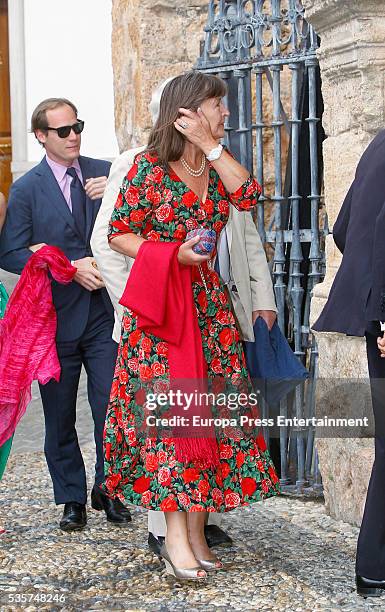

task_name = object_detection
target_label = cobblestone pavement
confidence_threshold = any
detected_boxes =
[0,272,382,611]
[0,440,383,611]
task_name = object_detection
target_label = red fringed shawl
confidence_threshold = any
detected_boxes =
[120,241,219,469]
[0,246,76,446]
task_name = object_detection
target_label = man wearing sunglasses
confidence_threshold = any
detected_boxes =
[0,97,131,532]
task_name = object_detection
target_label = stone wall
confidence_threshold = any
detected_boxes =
[111,0,208,152]
[304,0,385,525]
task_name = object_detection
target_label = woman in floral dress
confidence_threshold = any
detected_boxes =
[104,72,279,580]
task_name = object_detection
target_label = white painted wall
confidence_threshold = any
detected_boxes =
[23,0,118,162]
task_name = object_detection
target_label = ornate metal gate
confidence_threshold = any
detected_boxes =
[196,0,326,494]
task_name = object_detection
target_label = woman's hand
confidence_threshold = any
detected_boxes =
[178,236,211,266]
[174,108,217,153]
[175,109,250,194]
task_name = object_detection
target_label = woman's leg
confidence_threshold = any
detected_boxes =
[187,511,219,561]
[164,511,204,570]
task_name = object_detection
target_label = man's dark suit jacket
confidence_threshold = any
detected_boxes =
[313,130,385,336]
[0,155,114,342]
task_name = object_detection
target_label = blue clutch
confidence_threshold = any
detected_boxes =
[244,317,309,406]
[185,228,216,255]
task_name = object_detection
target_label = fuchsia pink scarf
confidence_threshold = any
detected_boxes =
[120,241,219,469]
[0,246,76,446]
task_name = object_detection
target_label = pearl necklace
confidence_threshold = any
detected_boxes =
[180,154,206,177]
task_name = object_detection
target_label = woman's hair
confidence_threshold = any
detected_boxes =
[146,71,227,166]
[31,98,78,133]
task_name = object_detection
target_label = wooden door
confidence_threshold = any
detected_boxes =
[0,0,11,199]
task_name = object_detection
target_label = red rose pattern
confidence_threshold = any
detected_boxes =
[155,203,175,223]
[103,151,279,512]
[198,479,210,497]
[182,468,201,484]
[160,497,178,512]
[141,490,153,504]
[177,492,191,507]
[158,467,172,487]
[241,477,257,497]
[133,475,151,493]
[145,454,159,472]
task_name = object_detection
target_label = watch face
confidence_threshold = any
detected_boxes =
[208,145,223,161]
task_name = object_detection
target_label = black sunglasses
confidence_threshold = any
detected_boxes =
[46,120,85,139]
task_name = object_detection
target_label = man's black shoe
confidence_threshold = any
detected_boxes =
[148,533,165,556]
[204,524,233,548]
[59,502,87,532]
[91,485,132,525]
[357,575,385,597]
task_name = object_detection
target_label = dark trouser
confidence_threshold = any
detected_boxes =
[39,292,118,505]
[356,326,385,579]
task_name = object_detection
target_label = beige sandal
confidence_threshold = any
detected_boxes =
[160,543,207,581]
[196,557,224,571]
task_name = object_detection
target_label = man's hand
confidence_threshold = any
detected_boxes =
[29,243,47,252]
[252,309,277,331]
[72,257,105,291]
[377,335,385,358]
[84,176,108,200]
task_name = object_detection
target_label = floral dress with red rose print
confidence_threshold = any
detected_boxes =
[103,150,280,512]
